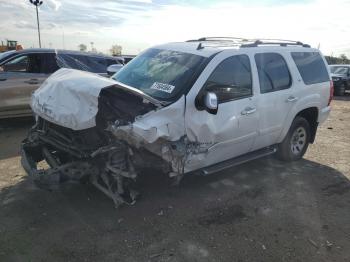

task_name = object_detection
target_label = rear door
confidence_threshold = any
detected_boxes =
[0,53,57,117]
[251,52,296,150]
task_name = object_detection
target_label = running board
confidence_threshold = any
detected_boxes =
[200,146,277,176]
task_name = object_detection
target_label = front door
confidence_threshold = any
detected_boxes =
[0,53,54,117]
[184,52,259,172]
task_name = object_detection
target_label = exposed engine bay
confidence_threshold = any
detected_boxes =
[21,69,190,207]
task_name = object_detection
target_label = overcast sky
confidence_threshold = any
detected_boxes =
[0,0,349,56]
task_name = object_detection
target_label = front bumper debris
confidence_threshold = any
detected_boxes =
[21,125,139,208]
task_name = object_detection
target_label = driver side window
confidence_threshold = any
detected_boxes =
[204,55,252,103]
[2,55,29,72]
[2,54,43,73]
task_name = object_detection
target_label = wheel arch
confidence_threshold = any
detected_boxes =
[295,107,319,143]
[278,106,319,144]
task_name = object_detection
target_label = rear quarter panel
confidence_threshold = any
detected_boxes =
[277,50,331,143]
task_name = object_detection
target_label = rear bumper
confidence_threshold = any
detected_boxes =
[318,106,331,125]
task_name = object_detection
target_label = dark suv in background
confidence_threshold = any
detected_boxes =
[0,49,123,118]
[329,64,350,96]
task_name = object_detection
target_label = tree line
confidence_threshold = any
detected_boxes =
[78,43,122,56]
[325,54,350,65]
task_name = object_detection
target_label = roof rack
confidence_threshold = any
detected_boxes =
[186,37,311,49]
[241,39,311,48]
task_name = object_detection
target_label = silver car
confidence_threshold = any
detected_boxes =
[0,49,123,118]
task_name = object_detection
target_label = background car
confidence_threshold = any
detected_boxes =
[0,49,123,119]
[329,64,350,95]
[107,63,124,76]
[0,50,16,62]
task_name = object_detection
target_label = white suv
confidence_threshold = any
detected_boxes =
[21,38,332,207]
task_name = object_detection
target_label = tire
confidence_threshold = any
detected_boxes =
[277,116,311,161]
[334,83,346,96]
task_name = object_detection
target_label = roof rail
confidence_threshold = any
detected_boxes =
[186,37,311,48]
[241,39,311,48]
[187,37,250,42]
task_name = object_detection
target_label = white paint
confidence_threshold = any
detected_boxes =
[117,95,185,144]
[31,68,117,130]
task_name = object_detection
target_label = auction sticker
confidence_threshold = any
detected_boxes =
[150,82,175,94]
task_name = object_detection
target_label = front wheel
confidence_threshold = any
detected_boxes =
[277,117,311,161]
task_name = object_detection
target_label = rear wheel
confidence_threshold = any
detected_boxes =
[278,117,311,161]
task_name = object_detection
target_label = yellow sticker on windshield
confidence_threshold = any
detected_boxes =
[150,82,175,93]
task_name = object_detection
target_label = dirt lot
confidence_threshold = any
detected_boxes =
[0,97,349,262]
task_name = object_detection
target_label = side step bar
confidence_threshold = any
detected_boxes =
[200,146,277,176]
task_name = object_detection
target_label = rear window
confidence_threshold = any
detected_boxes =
[56,54,116,73]
[291,52,329,85]
[255,53,292,93]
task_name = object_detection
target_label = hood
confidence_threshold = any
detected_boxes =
[31,68,162,130]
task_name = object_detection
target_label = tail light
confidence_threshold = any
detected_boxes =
[328,80,334,106]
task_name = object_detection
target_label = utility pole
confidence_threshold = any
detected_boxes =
[29,0,43,48]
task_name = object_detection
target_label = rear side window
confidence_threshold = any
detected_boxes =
[40,53,59,74]
[291,52,329,85]
[204,55,252,103]
[255,53,292,93]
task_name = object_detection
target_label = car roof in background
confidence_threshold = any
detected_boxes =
[6,48,120,59]
[0,50,17,62]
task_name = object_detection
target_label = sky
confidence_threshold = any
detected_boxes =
[0,0,349,56]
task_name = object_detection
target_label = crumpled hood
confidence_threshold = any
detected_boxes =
[31,68,117,130]
[31,68,163,131]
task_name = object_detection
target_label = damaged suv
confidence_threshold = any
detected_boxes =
[21,38,332,207]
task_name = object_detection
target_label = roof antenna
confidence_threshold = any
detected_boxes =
[197,43,204,50]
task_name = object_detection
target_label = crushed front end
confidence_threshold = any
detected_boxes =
[21,69,184,207]
[22,117,141,206]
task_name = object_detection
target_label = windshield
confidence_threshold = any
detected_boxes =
[333,66,349,75]
[112,48,207,101]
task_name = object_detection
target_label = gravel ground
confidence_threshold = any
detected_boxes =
[0,97,349,262]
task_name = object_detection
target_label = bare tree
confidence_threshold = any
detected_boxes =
[340,54,348,64]
[110,44,122,56]
[78,44,87,52]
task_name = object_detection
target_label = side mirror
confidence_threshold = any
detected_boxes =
[107,64,123,77]
[204,92,218,114]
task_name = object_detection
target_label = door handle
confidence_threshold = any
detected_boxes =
[24,79,39,85]
[286,96,298,103]
[241,107,257,115]
[0,78,6,81]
